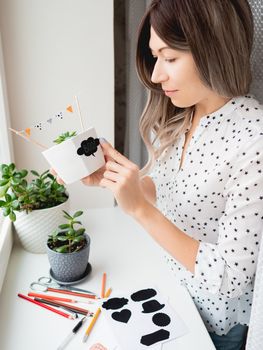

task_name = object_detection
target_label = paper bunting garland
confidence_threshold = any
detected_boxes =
[66,105,73,113]
[9,95,85,150]
[21,104,74,134]
[25,128,31,137]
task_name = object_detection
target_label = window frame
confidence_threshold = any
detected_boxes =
[0,33,14,293]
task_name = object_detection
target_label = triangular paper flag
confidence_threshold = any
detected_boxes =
[66,105,73,113]
[25,128,31,137]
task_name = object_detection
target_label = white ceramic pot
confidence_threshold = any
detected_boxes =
[42,127,105,184]
[13,199,69,254]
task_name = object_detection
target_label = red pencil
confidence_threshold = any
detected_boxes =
[18,293,74,319]
[27,292,94,304]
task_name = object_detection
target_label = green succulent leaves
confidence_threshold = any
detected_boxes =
[0,163,68,221]
[47,210,86,253]
[53,131,77,144]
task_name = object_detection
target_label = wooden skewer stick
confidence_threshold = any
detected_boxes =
[74,95,85,131]
[9,128,48,150]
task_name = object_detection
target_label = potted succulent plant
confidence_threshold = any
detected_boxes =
[46,210,91,283]
[0,163,69,253]
[42,127,105,185]
[53,131,77,144]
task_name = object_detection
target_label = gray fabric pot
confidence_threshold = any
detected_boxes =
[46,233,90,283]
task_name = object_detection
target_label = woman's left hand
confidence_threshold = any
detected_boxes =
[99,141,148,217]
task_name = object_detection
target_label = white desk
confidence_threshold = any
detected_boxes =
[0,207,215,350]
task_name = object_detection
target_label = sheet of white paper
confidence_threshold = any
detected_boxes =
[100,287,188,350]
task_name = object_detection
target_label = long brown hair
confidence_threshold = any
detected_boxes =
[136,0,254,175]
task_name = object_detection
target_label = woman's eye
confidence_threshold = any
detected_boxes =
[165,58,176,63]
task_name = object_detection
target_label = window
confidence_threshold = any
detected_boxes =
[0,39,13,165]
[0,35,13,293]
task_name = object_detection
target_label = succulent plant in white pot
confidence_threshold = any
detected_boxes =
[0,163,69,253]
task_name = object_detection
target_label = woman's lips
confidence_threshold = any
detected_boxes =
[164,90,178,97]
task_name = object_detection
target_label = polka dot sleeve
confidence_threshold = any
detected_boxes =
[194,132,263,298]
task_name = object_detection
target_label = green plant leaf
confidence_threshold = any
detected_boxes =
[11,178,21,185]
[11,200,20,209]
[0,164,8,173]
[73,236,85,243]
[47,175,55,182]
[3,207,10,216]
[62,210,72,220]
[49,230,59,239]
[57,236,68,241]
[76,228,85,236]
[0,183,9,197]
[67,228,75,236]
[73,210,83,218]
[20,169,28,178]
[55,245,69,253]
[0,179,9,186]
[4,193,11,202]
[31,170,39,177]
[58,224,70,229]
[41,170,49,176]
[2,166,9,176]
[72,220,81,225]
[9,211,16,221]
[9,163,15,172]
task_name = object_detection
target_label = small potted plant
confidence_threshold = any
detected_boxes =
[0,163,69,253]
[46,210,91,283]
[42,127,105,185]
[53,131,77,144]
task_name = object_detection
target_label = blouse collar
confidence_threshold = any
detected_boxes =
[198,95,248,128]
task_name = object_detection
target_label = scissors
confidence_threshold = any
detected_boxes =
[30,276,97,296]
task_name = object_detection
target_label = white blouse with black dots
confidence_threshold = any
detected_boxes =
[148,95,263,336]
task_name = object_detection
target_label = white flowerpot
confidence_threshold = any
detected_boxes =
[13,199,69,254]
[42,127,105,184]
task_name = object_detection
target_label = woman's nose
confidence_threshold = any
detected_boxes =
[151,61,168,84]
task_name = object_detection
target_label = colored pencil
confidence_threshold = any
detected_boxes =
[101,272,107,298]
[82,287,112,342]
[34,297,93,316]
[46,288,97,299]
[18,293,74,319]
[28,292,94,304]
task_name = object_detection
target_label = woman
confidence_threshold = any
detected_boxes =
[56,1,263,349]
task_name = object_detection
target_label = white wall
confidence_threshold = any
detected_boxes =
[0,0,114,209]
